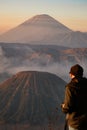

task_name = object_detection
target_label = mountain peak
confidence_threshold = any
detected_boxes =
[0,14,72,43]
[21,14,59,25]
[20,14,71,31]
[30,14,53,19]
[0,70,66,126]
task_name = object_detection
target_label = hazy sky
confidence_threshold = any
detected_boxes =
[0,0,87,34]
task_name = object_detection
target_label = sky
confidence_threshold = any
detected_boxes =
[0,0,87,34]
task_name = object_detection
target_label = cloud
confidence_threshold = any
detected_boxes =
[6,62,70,82]
[0,45,87,83]
[0,46,11,73]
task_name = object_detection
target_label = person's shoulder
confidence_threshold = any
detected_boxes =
[82,77,87,83]
[65,81,71,87]
[65,81,74,89]
[83,77,87,80]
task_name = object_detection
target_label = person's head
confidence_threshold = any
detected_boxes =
[69,64,84,79]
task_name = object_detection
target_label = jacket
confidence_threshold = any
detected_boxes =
[61,77,87,129]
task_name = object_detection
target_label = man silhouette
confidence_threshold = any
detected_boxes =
[61,64,87,130]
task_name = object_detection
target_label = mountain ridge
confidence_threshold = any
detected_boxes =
[0,70,66,129]
[0,14,87,47]
[0,14,71,44]
[20,14,71,31]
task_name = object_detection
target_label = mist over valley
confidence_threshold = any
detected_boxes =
[0,43,87,83]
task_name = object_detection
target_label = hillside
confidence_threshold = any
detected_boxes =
[0,14,87,47]
[0,71,66,129]
[0,14,71,44]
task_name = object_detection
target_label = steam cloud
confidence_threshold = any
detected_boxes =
[0,45,87,83]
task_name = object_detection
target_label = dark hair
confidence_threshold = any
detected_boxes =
[69,64,83,77]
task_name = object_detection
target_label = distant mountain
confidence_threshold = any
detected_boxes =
[0,71,66,129]
[0,14,72,44]
[59,31,87,47]
[0,14,87,47]
[0,15,69,42]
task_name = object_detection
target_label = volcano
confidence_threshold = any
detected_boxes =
[0,14,87,47]
[0,14,72,44]
[0,71,66,129]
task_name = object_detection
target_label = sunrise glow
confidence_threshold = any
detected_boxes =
[0,0,87,34]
